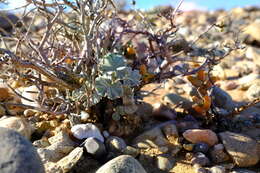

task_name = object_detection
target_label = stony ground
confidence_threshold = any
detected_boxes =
[0,5,260,173]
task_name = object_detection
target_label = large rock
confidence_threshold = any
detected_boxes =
[0,127,44,173]
[96,155,147,173]
[183,129,218,146]
[0,116,34,139]
[219,131,259,167]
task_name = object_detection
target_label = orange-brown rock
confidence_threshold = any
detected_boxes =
[183,129,218,146]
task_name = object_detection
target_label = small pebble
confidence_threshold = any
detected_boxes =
[106,136,127,153]
[33,138,51,148]
[80,111,90,122]
[159,146,169,153]
[102,130,110,138]
[210,144,230,163]
[162,123,178,140]
[71,123,104,142]
[83,137,107,159]
[122,146,140,157]
[156,155,175,171]
[210,166,226,173]
[171,145,182,156]
[183,143,194,151]
[194,142,209,153]
[191,152,210,166]
[194,167,208,173]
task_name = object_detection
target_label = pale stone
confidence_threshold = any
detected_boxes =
[71,123,104,142]
[0,116,34,139]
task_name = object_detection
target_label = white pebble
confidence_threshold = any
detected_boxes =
[71,123,104,142]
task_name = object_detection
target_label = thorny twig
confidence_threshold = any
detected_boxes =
[0,48,76,90]
[0,102,70,115]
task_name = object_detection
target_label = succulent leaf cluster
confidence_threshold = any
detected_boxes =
[71,53,141,114]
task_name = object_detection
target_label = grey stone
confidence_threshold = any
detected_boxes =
[211,86,235,111]
[191,152,210,166]
[162,93,192,110]
[37,130,75,163]
[122,146,140,157]
[156,155,174,171]
[194,142,209,153]
[0,127,44,173]
[133,127,169,148]
[96,155,147,173]
[210,166,226,173]
[176,120,200,133]
[183,84,200,98]
[194,167,208,173]
[57,147,84,173]
[152,103,177,120]
[219,131,259,167]
[106,136,127,153]
[210,144,230,163]
[102,130,110,138]
[33,138,51,148]
[162,123,178,140]
[0,116,34,139]
[84,137,107,158]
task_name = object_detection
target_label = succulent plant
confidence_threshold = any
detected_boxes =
[70,53,141,118]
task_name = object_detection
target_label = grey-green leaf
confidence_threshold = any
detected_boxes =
[100,53,126,72]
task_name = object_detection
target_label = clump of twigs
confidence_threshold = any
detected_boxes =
[0,0,246,136]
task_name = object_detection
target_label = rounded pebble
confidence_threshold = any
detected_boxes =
[106,136,127,153]
[71,123,104,142]
[194,142,209,153]
[183,129,218,146]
